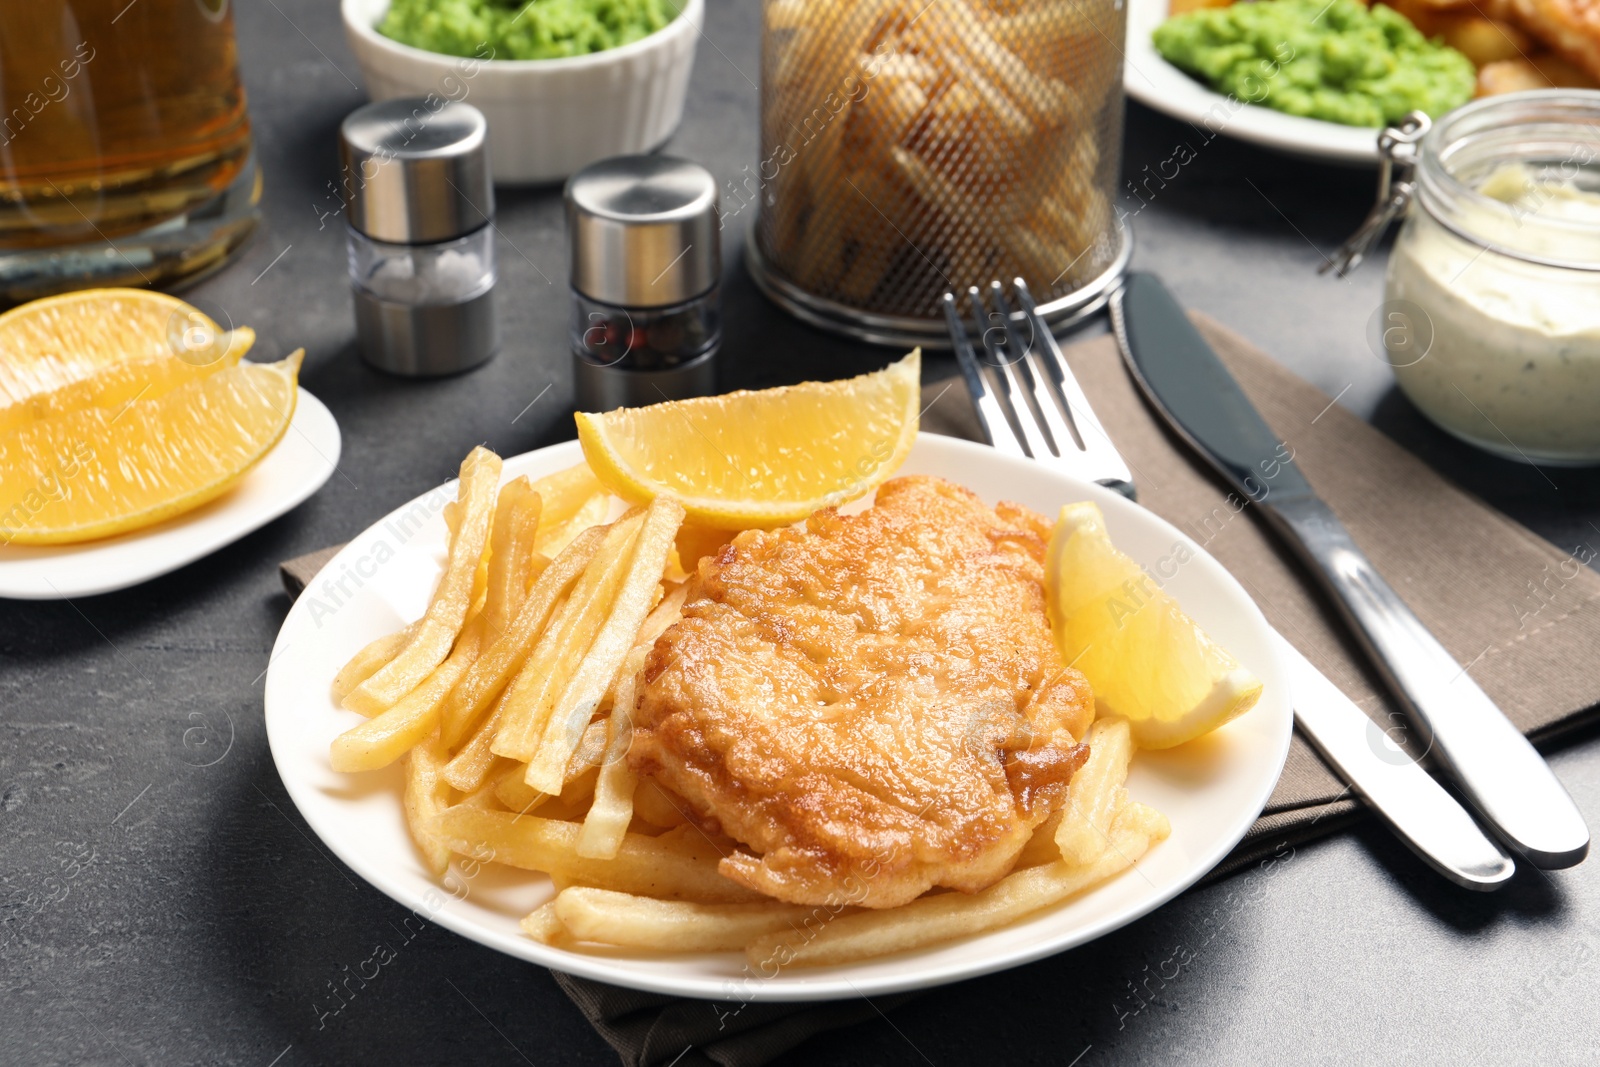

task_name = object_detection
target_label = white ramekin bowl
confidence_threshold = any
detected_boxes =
[341,0,702,184]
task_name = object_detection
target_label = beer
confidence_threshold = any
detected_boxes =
[0,0,256,293]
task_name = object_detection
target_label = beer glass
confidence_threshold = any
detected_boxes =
[0,0,260,302]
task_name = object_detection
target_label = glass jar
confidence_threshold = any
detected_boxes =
[1383,91,1600,466]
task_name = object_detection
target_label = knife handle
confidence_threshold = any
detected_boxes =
[1268,495,1589,868]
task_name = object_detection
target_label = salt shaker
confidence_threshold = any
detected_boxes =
[565,155,720,411]
[340,99,498,376]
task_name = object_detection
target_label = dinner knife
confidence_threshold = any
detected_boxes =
[1275,633,1513,889]
[1110,271,1589,869]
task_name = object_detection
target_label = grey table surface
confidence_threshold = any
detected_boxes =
[6,2,1600,1065]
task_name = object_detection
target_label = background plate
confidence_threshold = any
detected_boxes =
[1125,0,1382,165]
[263,434,1292,1001]
[0,388,341,600]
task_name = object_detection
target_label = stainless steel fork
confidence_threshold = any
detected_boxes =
[941,278,1135,499]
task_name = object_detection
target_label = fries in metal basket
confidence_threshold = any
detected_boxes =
[756,0,1123,315]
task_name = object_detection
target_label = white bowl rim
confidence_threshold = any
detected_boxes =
[341,0,702,72]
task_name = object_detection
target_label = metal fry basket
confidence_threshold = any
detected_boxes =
[747,0,1130,347]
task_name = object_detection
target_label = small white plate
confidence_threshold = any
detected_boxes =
[263,434,1292,1001]
[0,388,341,600]
[1125,0,1381,165]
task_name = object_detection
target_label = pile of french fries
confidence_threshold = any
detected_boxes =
[330,446,1169,967]
[759,0,1123,316]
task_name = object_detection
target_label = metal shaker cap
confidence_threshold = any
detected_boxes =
[340,99,492,244]
[566,155,720,308]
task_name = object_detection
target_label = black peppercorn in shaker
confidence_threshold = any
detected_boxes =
[564,155,720,411]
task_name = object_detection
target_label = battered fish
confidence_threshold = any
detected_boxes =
[630,476,1093,909]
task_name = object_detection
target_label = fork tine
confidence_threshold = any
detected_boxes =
[991,283,1083,458]
[971,285,1055,463]
[1013,278,1137,498]
[942,292,1026,459]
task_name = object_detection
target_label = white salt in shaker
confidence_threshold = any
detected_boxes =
[340,99,497,376]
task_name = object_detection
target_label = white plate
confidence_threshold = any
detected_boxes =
[263,435,1292,1001]
[0,388,341,600]
[1125,0,1381,164]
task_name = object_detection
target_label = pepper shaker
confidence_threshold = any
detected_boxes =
[565,155,720,411]
[340,98,498,377]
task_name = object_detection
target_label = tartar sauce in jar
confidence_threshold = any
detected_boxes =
[1377,92,1600,466]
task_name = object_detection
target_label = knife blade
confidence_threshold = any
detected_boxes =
[1275,633,1514,889]
[1111,271,1588,869]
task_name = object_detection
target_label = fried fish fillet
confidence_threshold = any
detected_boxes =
[630,476,1093,909]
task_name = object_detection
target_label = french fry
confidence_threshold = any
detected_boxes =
[746,805,1169,967]
[577,645,650,859]
[596,578,687,710]
[460,775,505,809]
[329,616,487,772]
[1056,717,1134,866]
[494,761,547,814]
[443,702,511,792]
[525,498,686,794]
[492,513,646,764]
[850,72,928,167]
[528,462,602,528]
[567,720,611,779]
[520,902,567,944]
[537,492,609,558]
[1014,809,1065,868]
[344,447,502,715]
[403,733,455,877]
[428,807,764,903]
[331,622,417,705]
[633,778,689,828]
[483,477,541,640]
[439,524,606,748]
[535,764,600,822]
[1166,0,1234,13]
[907,0,1070,127]
[551,887,814,951]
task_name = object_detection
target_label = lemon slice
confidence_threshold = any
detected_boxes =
[576,351,921,529]
[0,351,302,545]
[0,288,251,408]
[1046,501,1262,748]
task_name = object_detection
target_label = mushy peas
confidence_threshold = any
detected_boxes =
[1153,0,1475,126]
[379,0,676,61]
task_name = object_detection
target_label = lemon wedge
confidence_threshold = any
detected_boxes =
[0,288,251,408]
[1046,501,1262,748]
[576,351,920,529]
[0,351,302,545]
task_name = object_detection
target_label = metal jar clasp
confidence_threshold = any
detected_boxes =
[1323,112,1432,278]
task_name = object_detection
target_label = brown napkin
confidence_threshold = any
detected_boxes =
[279,314,1600,1067]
